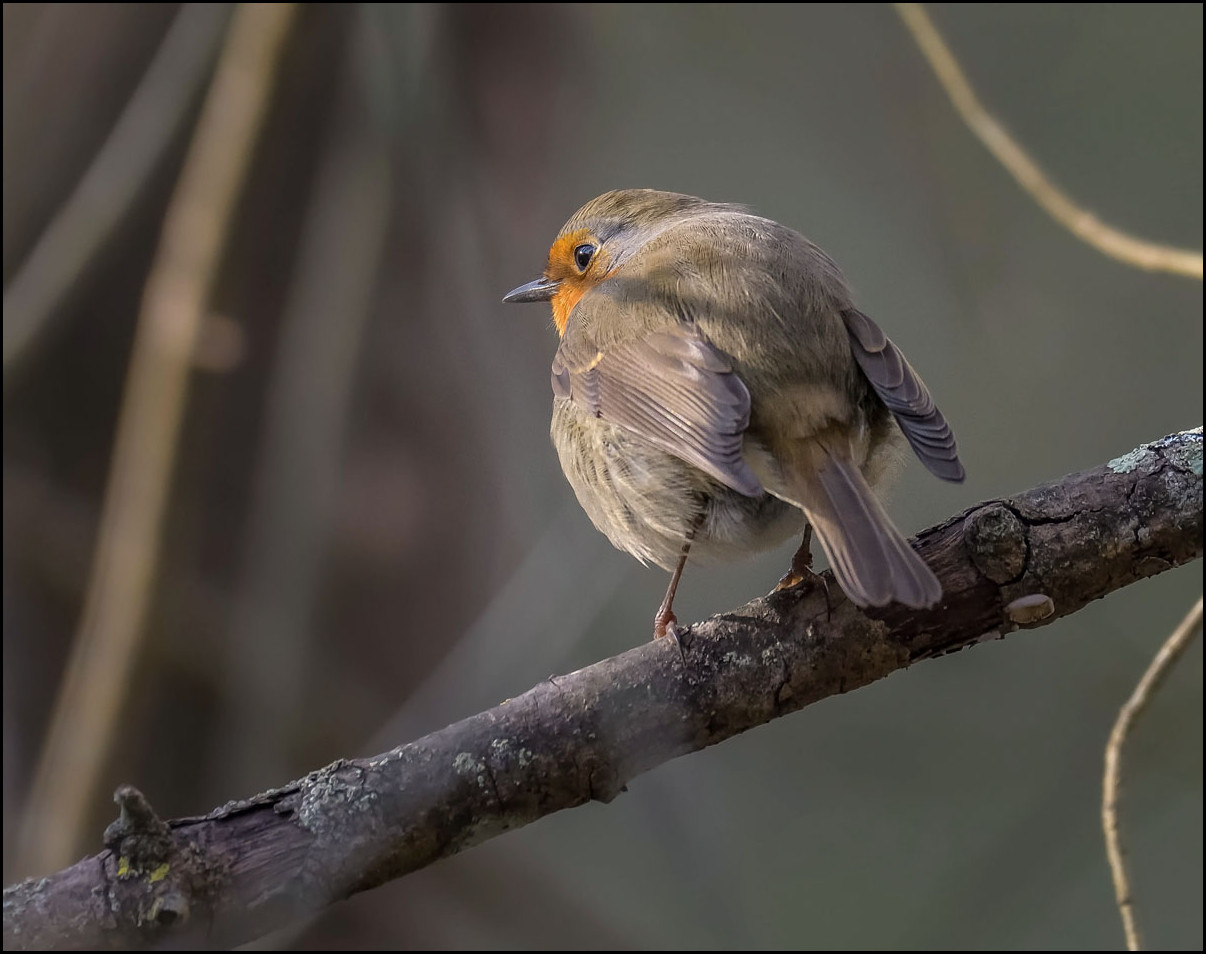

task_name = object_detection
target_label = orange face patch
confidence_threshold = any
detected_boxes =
[545,229,611,336]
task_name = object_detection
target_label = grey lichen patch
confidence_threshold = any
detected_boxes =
[453,752,491,793]
[1,878,49,938]
[1157,463,1202,513]
[296,763,375,833]
[365,748,406,770]
[489,737,534,768]
[963,503,1027,583]
[1108,447,1155,475]
[1110,427,1202,476]
[1162,427,1203,477]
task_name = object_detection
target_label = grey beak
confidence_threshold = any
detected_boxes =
[502,277,560,303]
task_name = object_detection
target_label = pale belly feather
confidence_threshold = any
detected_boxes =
[551,398,803,571]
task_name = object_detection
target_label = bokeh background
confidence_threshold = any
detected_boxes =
[3,3,1201,949]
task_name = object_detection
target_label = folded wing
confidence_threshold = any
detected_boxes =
[552,322,763,497]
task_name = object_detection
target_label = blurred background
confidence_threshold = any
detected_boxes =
[3,3,1201,949]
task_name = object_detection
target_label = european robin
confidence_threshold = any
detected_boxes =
[504,190,964,641]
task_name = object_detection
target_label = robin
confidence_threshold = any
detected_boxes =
[504,190,964,641]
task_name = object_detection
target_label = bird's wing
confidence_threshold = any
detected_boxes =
[552,319,763,497]
[841,308,965,483]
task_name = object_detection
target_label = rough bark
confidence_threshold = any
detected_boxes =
[4,427,1202,952]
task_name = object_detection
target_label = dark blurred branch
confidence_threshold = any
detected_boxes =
[14,2,297,880]
[2,4,233,374]
[4,427,1201,951]
[219,5,392,791]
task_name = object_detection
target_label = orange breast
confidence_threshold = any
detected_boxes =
[551,283,585,336]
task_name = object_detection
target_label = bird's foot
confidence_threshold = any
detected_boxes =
[773,558,832,620]
[653,609,687,663]
[774,567,807,591]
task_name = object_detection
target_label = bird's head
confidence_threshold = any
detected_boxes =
[502,190,724,335]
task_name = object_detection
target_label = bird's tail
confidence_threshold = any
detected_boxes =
[774,445,941,609]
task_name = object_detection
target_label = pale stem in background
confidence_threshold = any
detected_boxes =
[894,2,1204,280]
[14,2,298,878]
[1102,597,1203,952]
[2,3,233,375]
[895,7,1203,947]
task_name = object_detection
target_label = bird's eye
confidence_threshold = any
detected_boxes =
[573,243,596,272]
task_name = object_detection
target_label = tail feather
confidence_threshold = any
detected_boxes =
[784,450,941,610]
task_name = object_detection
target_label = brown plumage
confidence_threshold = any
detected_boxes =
[504,190,964,639]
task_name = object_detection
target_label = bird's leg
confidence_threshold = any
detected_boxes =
[653,552,688,641]
[775,525,815,591]
[653,515,703,643]
[774,525,832,618]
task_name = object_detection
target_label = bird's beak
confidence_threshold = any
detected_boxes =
[502,277,560,303]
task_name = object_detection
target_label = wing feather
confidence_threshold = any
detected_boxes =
[842,308,965,483]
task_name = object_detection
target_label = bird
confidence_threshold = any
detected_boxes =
[503,189,964,641]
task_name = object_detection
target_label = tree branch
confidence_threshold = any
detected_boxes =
[4,427,1201,951]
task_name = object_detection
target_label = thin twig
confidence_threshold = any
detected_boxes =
[1102,596,1203,951]
[2,4,234,375]
[894,3,1204,280]
[13,2,298,879]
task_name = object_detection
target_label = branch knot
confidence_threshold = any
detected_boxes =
[963,503,1028,584]
[103,786,174,874]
